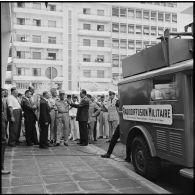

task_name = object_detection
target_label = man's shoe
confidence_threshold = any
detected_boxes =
[77,142,82,145]
[80,144,88,146]
[125,157,131,162]
[54,143,60,146]
[8,143,16,147]
[1,169,10,175]
[98,136,103,139]
[39,145,48,149]
[106,140,111,143]
[27,143,33,146]
[64,142,69,146]
[101,153,110,158]
[94,139,97,141]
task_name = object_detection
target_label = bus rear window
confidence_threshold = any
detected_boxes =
[151,75,176,100]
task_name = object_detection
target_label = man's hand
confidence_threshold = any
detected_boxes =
[45,122,48,125]
[67,99,72,105]
[11,116,15,122]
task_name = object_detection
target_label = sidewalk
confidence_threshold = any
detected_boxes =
[2,140,170,194]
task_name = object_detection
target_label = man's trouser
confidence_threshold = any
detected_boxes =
[56,113,69,143]
[24,116,38,145]
[50,109,57,141]
[8,109,22,145]
[39,123,49,147]
[99,112,109,137]
[1,115,6,170]
[79,121,88,145]
[108,120,118,140]
[88,121,96,141]
[107,124,120,155]
[70,116,79,140]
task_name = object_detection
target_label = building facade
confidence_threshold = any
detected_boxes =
[9,2,179,93]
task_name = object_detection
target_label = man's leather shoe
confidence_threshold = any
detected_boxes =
[98,136,103,139]
[77,142,82,145]
[27,143,33,146]
[39,145,48,149]
[80,144,88,146]
[64,142,69,146]
[101,153,110,158]
[8,143,16,147]
[54,143,60,146]
[125,157,131,162]
[1,170,10,175]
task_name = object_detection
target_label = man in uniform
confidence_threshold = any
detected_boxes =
[55,90,70,146]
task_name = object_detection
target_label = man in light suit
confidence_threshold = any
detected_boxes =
[68,89,89,146]
[39,91,51,149]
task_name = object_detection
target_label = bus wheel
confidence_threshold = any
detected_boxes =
[132,136,160,180]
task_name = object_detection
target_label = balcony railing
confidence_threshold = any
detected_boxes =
[15,5,63,12]
[14,23,62,29]
[14,57,63,61]
[14,39,63,45]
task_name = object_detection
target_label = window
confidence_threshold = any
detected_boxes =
[165,13,171,22]
[7,65,12,71]
[97,40,104,47]
[33,2,41,9]
[32,35,41,43]
[120,24,127,33]
[112,39,119,48]
[112,7,119,17]
[172,28,177,32]
[128,9,134,18]
[120,8,126,17]
[17,2,25,8]
[97,25,104,31]
[136,10,142,19]
[17,18,25,25]
[32,68,41,76]
[172,14,177,23]
[136,25,142,34]
[143,26,149,35]
[97,9,104,16]
[48,53,56,60]
[9,48,12,57]
[128,25,134,34]
[17,51,25,59]
[151,11,156,21]
[112,23,119,32]
[151,26,157,36]
[128,40,134,49]
[83,39,90,46]
[96,55,104,62]
[143,11,149,20]
[151,75,176,100]
[158,27,164,36]
[83,54,91,62]
[151,41,157,46]
[83,70,91,78]
[143,41,150,48]
[33,19,41,26]
[97,70,104,78]
[49,4,56,11]
[32,52,41,59]
[158,12,164,22]
[17,68,26,76]
[120,39,127,49]
[83,8,90,15]
[83,23,91,30]
[136,41,142,49]
[48,36,56,44]
[17,35,26,42]
[112,73,119,79]
[112,54,119,67]
[48,20,56,27]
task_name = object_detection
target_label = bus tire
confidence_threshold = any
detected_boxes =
[132,136,160,180]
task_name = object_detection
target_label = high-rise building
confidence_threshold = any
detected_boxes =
[10,2,179,93]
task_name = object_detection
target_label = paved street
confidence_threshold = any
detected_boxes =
[2,141,169,194]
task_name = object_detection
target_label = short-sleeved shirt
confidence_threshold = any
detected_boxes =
[56,99,69,113]
[7,95,21,110]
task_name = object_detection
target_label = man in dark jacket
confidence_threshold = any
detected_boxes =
[39,91,51,149]
[21,90,38,146]
[67,89,89,146]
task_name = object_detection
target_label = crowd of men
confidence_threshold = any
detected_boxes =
[1,86,119,153]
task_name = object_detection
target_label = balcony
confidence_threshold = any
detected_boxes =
[13,23,63,33]
[80,77,111,83]
[13,57,63,65]
[78,13,111,23]
[78,44,111,52]
[13,75,51,81]
[13,40,63,49]
[79,61,112,68]
[13,7,63,17]
[78,29,111,37]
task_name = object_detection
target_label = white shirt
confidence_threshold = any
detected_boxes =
[7,95,21,110]
[69,101,78,117]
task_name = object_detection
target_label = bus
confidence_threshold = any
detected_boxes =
[118,25,193,180]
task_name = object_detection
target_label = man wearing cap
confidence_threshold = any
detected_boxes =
[7,87,22,146]
[98,94,109,139]
[106,91,119,142]
[55,90,70,146]
[48,88,58,145]
[67,89,89,146]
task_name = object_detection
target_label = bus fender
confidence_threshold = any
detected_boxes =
[128,125,157,157]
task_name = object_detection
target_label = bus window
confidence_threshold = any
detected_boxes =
[151,74,176,100]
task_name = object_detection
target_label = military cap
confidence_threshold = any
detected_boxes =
[109,91,115,95]
[59,90,65,94]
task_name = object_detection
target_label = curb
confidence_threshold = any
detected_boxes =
[88,144,171,194]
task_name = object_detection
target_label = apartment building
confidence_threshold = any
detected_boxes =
[10,2,178,93]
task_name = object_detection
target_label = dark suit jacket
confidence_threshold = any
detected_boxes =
[71,96,89,122]
[39,98,51,125]
[21,97,36,120]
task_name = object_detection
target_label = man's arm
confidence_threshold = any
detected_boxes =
[70,99,88,108]
[92,103,101,117]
